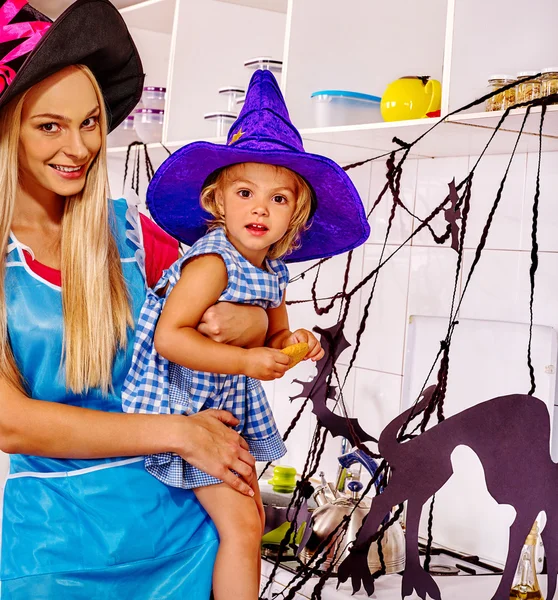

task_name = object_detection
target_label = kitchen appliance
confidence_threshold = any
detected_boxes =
[299,449,405,574]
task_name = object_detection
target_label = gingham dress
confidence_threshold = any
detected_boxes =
[122,227,288,489]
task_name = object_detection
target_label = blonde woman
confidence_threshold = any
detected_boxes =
[0,1,265,597]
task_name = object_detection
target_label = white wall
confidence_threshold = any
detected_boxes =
[266,149,558,493]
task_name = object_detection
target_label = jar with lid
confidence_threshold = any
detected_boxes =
[486,75,515,112]
[516,71,542,104]
[541,68,558,103]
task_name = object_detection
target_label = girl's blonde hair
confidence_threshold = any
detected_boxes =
[0,64,132,395]
[200,163,314,260]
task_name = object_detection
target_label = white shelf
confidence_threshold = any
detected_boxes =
[120,0,176,34]
[214,0,288,13]
[299,106,558,160]
[107,106,558,165]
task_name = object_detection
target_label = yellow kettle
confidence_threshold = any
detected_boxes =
[381,76,441,122]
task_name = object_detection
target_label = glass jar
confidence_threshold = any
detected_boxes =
[516,71,542,104]
[486,75,515,111]
[541,68,558,103]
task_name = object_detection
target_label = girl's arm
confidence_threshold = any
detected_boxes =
[154,254,289,379]
[265,296,292,350]
[266,295,325,361]
[0,376,257,496]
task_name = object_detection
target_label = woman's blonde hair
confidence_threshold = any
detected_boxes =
[200,163,314,260]
[0,64,132,395]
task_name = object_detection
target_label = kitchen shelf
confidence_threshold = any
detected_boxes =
[214,0,288,13]
[120,0,176,34]
[108,106,558,166]
[300,105,558,160]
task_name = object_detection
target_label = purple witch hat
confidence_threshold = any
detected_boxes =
[147,70,370,262]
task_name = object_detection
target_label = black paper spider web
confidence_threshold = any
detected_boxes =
[260,75,554,599]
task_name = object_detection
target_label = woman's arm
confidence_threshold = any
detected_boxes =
[0,376,256,495]
[154,254,289,379]
[198,303,268,349]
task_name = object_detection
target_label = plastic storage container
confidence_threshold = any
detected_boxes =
[485,75,515,112]
[311,90,381,127]
[218,86,245,112]
[541,68,558,103]
[134,108,164,143]
[204,111,236,137]
[141,86,166,110]
[107,115,138,147]
[244,57,282,73]
[516,71,542,104]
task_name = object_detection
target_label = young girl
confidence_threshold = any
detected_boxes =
[122,69,370,600]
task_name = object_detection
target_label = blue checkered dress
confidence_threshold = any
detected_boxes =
[122,227,288,489]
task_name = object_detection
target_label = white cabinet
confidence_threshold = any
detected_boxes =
[109,0,558,170]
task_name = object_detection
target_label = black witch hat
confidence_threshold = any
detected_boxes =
[0,0,144,130]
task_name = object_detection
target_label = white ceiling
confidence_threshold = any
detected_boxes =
[31,0,140,19]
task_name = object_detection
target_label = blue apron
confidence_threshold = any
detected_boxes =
[1,199,218,599]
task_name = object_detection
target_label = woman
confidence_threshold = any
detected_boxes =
[0,1,268,597]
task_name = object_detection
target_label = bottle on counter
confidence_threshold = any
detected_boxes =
[509,521,544,600]
[541,68,558,103]
[515,71,542,104]
[486,75,516,112]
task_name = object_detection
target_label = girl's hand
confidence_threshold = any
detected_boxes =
[284,328,325,362]
[243,347,290,380]
[176,409,256,497]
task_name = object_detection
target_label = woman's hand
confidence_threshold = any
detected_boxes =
[174,409,256,496]
[243,347,290,380]
[283,328,325,362]
[197,302,268,348]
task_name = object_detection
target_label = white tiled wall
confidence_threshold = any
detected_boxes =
[274,150,558,484]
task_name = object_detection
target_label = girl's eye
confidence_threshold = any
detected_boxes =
[238,189,251,198]
[82,116,99,128]
[272,195,288,204]
[39,122,60,133]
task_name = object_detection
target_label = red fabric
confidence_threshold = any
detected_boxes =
[22,214,179,287]
[139,213,179,286]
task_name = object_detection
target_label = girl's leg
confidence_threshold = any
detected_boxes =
[195,481,263,600]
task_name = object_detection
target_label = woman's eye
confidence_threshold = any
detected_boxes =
[39,122,60,133]
[82,116,98,128]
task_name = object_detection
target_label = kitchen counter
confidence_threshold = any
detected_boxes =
[261,561,551,599]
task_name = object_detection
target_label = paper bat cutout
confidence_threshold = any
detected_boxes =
[337,385,557,600]
[289,322,377,445]
[443,180,462,253]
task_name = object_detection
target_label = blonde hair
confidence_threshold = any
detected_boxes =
[200,163,314,260]
[0,65,132,395]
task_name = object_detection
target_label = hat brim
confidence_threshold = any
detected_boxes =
[147,142,371,263]
[0,0,144,131]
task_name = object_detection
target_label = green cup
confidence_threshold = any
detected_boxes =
[267,465,297,493]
